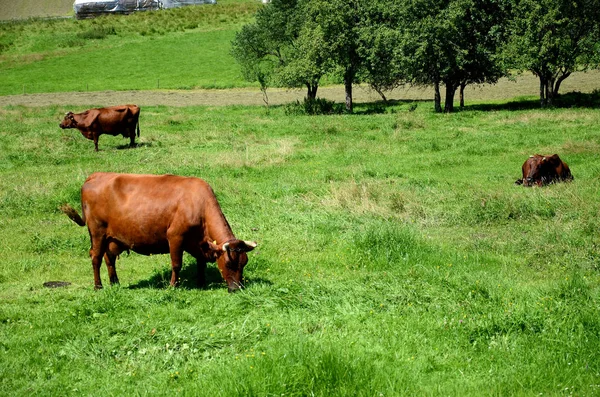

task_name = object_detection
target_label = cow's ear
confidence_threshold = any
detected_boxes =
[201,240,221,261]
[546,154,561,166]
[242,241,257,252]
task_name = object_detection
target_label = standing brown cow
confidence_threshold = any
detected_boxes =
[515,154,573,187]
[59,105,140,151]
[60,173,257,292]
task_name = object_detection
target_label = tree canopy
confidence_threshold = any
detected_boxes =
[232,0,600,112]
[504,0,600,106]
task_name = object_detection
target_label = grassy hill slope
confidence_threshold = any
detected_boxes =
[0,1,260,95]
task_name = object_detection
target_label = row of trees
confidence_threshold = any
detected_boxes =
[231,0,600,113]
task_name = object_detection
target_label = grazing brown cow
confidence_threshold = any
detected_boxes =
[515,154,573,187]
[60,173,257,292]
[59,105,140,151]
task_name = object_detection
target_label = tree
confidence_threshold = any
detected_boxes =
[230,23,275,106]
[357,1,407,102]
[230,0,324,100]
[504,0,600,106]
[303,0,365,112]
[277,24,330,100]
[397,0,509,112]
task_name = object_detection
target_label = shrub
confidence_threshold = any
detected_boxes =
[284,97,344,116]
[77,26,116,40]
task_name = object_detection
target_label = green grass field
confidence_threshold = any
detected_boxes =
[1,99,600,395]
[2,2,600,396]
[0,1,259,95]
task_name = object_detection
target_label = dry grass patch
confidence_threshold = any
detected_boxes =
[211,137,299,167]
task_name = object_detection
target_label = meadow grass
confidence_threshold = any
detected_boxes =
[0,99,599,395]
[0,1,260,95]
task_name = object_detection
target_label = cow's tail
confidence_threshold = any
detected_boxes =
[60,204,86,227]
[136,107,140,138]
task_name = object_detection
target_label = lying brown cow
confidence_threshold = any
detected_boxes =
[60,173,257,292]
[515,154,573,187]
[59,105,140,151]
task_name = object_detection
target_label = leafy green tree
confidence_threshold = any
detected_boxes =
[231,0,324,100]
[303,0,369,112]
[505,0,600,106]
[398,0,508,112]
[357,1,407,102]
[230,22,274,104]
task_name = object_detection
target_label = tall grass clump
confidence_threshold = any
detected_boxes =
[351,221,429,270]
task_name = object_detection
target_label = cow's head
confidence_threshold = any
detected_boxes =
[524,155,561,187]
[207,239,257,292]
[523,155,542,186]
[59,112,77,129]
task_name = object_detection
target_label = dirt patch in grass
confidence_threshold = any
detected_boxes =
[0,71,599,108]
[0,0,73,20]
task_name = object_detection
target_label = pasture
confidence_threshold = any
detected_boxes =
[1,97,600,395]
[2,1,600,395]
[0,0,260,96]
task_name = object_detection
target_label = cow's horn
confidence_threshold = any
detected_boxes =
[529,155,534,158]
[222,242,230,252]
[245,241,257,248]
[542,157,546,161]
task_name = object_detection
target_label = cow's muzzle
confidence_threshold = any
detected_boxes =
[227,281,244,293]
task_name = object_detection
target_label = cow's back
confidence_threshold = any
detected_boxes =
[81,173,215,253]
[96,105,139,135]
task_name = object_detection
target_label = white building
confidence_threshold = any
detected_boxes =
[73,0,216,18]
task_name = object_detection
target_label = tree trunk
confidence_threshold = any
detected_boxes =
[539,77,547,107]
[434,81,442,113]
[444,82,456,113]
[345,75,353,113]
[306,83,318,100]
[546,78,555,106]
[550,71,571,104]
[554,72,570,97]
[374,87,387,102]
[459,82,466,109]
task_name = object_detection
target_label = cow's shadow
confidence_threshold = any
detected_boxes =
[116,142,153,150]
[128,265,273,290]
[129,265,223,290]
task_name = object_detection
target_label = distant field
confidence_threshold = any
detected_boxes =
[1,70,600,108]
[0,1,260,95]
[0,0,74,20]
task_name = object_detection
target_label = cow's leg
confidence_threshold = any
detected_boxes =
[89,234,107,289]
[104,241,121,285]
[196,259,207,288]
[93,134,99,152]
[129,131,136,148]
[168,236,184,287]
[186,244,208,288]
